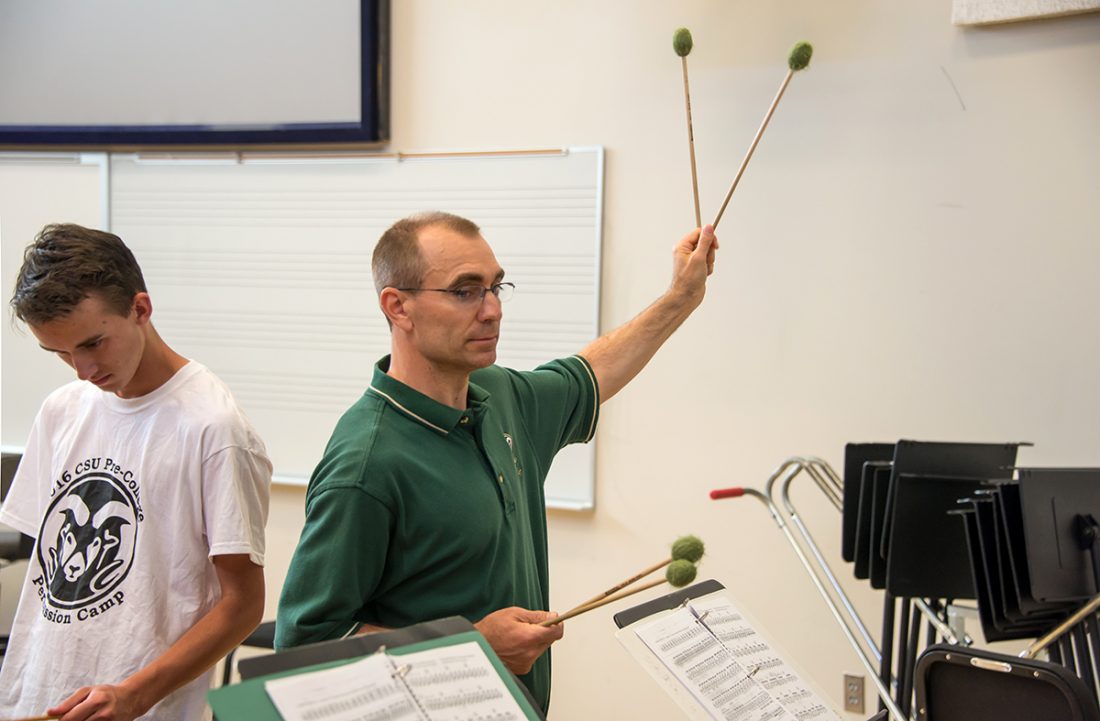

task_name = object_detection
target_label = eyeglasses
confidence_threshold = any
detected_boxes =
[397,281,515,304]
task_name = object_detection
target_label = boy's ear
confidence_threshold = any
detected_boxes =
[131,292,153,325]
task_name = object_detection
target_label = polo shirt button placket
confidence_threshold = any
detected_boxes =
[497,472,513,511]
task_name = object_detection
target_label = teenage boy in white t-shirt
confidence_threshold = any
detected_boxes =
[0,224,272,721]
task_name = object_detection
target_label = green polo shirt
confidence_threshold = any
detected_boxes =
[276,354,599,711]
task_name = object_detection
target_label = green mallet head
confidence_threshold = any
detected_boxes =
[671,534,705,563]
[788,41,813,71]
[666,559,698,587]
[673,28,693,57]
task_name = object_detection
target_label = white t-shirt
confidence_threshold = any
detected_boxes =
[0,361,271,721]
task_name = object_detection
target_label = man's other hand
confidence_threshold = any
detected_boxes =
[474,606,565,675]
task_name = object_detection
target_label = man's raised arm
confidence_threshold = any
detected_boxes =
[579,225,718,402]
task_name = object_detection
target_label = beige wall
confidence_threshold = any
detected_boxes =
[4,1,1100,720]
[373,2,1100,718]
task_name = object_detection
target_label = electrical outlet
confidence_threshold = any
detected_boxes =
[843,674,865,714]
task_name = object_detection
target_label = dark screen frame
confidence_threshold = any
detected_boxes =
[0,0,389,150]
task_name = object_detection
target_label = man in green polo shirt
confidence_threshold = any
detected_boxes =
[276,211,718,711]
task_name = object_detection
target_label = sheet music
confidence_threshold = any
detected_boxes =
[265,652,423,721]
[690,596,838,721]
[263,641,527,721]
[633,597,839,721]
[401,641,527,721]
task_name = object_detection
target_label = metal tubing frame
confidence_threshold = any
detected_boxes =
[772,462,883,661]
[895,599,912,713]
[730,454,987,721]
[879,594,896,715]
[734,466,908,721]
[780,459,971,646]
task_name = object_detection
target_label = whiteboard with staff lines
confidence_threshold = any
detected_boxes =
[107,148,603,508]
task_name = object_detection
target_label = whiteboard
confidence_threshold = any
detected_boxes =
[0,149,603,508]
[0,154,109,445]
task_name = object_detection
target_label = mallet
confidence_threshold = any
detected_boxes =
[565,534,705,614]
[539,559,698,626]
[712,41,814,229]
[674,27,702,228]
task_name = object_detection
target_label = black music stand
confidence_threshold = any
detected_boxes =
[956,496,1063,642]
[996,482,1075,618]
[240,617,473,679]
[842,443,894,563]
[884,473,987,599]
[881,440,1023,572]
[1019,468,1100,603]
[849,440,1024,716]
[853,462,891,581]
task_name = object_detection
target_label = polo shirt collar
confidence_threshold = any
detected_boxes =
[367,356,491,435]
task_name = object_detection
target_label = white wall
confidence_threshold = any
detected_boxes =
[3,2,1100,719]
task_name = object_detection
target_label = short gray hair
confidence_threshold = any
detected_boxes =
[371,211,481,294]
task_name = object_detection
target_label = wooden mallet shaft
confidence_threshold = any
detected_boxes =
[562,535,704,616]
[682,55,702,228]
[711,68,794,230]
[565,557,672,615]
[673,28,702,228]
[539,577,666,627]
[712,41,813,230]
[541,557,700,627]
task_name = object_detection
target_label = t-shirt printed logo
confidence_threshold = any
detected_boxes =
[32,458,142,623]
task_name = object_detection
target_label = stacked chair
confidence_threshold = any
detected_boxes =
[711,441,1100,721]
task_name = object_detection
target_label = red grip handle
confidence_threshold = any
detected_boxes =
[709,487,745,500]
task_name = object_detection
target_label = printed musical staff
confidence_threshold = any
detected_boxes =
[264,642,528,721]
[633,596,841,721]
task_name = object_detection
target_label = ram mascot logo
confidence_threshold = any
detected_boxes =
[37,474,138,610]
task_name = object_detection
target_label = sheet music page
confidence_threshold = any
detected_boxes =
[264,652,425,721]
[689,596,839,721]
[633,598,840,721]
[400,641,528,721]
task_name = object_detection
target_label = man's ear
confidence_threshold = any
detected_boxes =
[379,288,413,331]
[131,292,153,326]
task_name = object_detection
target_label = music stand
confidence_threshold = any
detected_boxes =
[843,443,894,563]
[854,462,891,581]
[995,481,1075,618]
[956,497,1063,642]
[869,465,893,590]
[1018,468,1100,603]
[881,441,1023,577]
[884,473,987,599]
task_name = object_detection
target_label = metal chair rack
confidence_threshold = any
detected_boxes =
[712,456,971,721]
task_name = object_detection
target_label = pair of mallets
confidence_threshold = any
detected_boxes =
[540,535,705,626]
[675,29,814,229]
